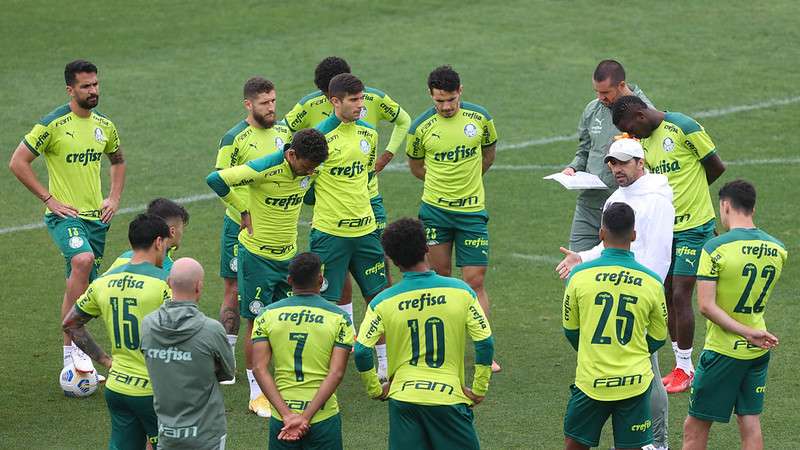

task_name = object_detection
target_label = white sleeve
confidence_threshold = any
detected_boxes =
[578,242,604,262]
[635,197,675,281]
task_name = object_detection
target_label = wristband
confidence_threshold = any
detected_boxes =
[43,194,52,203]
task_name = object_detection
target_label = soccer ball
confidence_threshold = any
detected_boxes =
[59,364,99,398]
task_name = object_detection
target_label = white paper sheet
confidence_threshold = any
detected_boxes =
[543,171,608,190]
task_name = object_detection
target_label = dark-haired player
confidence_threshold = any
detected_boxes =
[683,180,787,450]
[9,59,126,376]
[355,218,494,450]
[213,77,293,388]
[252,252,354,449]
[106,197,189,273]
[63,214,171,448]
[562,203,667,450]
[406,65,500,371]
[207,128,328,418]
[612,96,726,393]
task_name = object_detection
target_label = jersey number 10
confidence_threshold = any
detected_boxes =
[407,317,445,368]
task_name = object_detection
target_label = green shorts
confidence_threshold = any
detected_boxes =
[418,202,489,267]
[104,388,158,450]
[689,350,770,422]
[237,245,291,319]
[388,399,479,450]
[670,219,716,276]
[564,383,653,449]
[371,195,387,235]
[45,214,109,280]
[268,414,342,450]
[219,215,240,279]
[309,229,387,302]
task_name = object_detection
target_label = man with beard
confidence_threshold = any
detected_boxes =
[212,77,292,415]
[561,60,653,253]
[9,59,126,380]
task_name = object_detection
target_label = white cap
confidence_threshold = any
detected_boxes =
[604,138,644,163]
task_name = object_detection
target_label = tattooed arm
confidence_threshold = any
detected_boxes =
[62,307,113,369]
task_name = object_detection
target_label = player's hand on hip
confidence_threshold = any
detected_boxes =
[375,151,394,174]
[240,211,254,235]
[462,386,484,407]
[45,196,79,218]
[556,247,582,280]
[746,329,779,349]
[561,167,576,176]
[100,197,119,223]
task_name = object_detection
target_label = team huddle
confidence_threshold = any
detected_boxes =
[7,57,787,450]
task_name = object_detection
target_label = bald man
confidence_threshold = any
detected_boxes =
[142,258,235,450]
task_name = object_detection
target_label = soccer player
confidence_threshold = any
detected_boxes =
[561,60,654,252]
[406,65,501,372]
[142,258,234,450]
[556,137,673,450]
[561,203,668,450]
[284,56,411,320]
[355,218,494,450]
[214,77,293,385]
[206,128,328,418]
[682,180,787,450]
[251,252,355,449]
[306,74,388,311]
[62,214,171,449]
[106,198,189,273]
[612,95,727,393]
[9,60,126,375]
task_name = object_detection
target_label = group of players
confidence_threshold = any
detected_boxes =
[9,58,499,449]
[553,61,787,450]
[7,57,788,450]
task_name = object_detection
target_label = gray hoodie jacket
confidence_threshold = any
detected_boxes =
[141,300,234,450]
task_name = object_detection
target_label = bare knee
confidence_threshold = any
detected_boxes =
[70,252,95,274]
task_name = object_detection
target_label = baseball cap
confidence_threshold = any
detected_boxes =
[604,138,644,163]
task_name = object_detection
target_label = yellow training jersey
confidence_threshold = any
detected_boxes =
[697,228,787,360]
[284,87,404,200]
[641,112,717,232]
[311,116,377,237]
[562,248,667,401]
[23,104,121,220]
[356,271,494,405]
[75,262,169,396]
[251,294,355,423]
[207,151,317,261]
[214,120,292,224]
[406,102,497,213]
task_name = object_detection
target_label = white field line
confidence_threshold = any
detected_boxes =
[2,96,797,236]
[3,155,798,236]
[511,253,561,264]
[495,95,800,152]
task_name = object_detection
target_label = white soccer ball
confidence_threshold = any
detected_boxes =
[60,364,99,398]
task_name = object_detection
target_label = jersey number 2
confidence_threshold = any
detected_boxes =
[591,292,637,345]
[407,317,445,368]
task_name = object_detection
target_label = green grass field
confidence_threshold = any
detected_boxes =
[2,1,799,448]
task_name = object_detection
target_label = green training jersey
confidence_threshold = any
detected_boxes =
[23,104,121,220]
[406,102,497,213]
[106,248,175,274]
[251,294,355,424]
[562,248,667,401]
[284,87,403,200]
[311,116,377,237]
[697,228,787,360]
[75,262,170,396]
[357,271,494,405]
[214,120,292,224]
[641,112,717,232]
[207,151,317,261]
